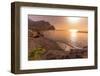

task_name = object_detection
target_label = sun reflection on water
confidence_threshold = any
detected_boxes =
[69,29,78,44]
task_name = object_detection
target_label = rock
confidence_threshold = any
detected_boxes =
[28,19,55,31]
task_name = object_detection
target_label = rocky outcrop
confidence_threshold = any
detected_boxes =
[28,19,70,60]
[28,19,55,31]
[28,36,63,52]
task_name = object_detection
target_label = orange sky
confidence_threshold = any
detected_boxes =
[58,17,88,31]
[29,15,88,31]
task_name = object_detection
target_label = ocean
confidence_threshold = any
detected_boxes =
[43,30,88,48]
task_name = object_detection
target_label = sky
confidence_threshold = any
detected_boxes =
[28,15,88,31]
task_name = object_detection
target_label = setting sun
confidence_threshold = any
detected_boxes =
[68,17,80,23]
[69,29,78,33]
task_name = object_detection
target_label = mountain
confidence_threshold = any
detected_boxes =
[28,19,55,31]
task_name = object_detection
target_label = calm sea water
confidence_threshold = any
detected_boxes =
[43,30,88,48]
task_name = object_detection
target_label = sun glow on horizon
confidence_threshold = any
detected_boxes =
[68,17,80,24]
[69,29,78,33]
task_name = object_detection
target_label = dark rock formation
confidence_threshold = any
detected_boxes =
[28,36,63,52]
[28,19,55,31]
[67,49,88,58]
